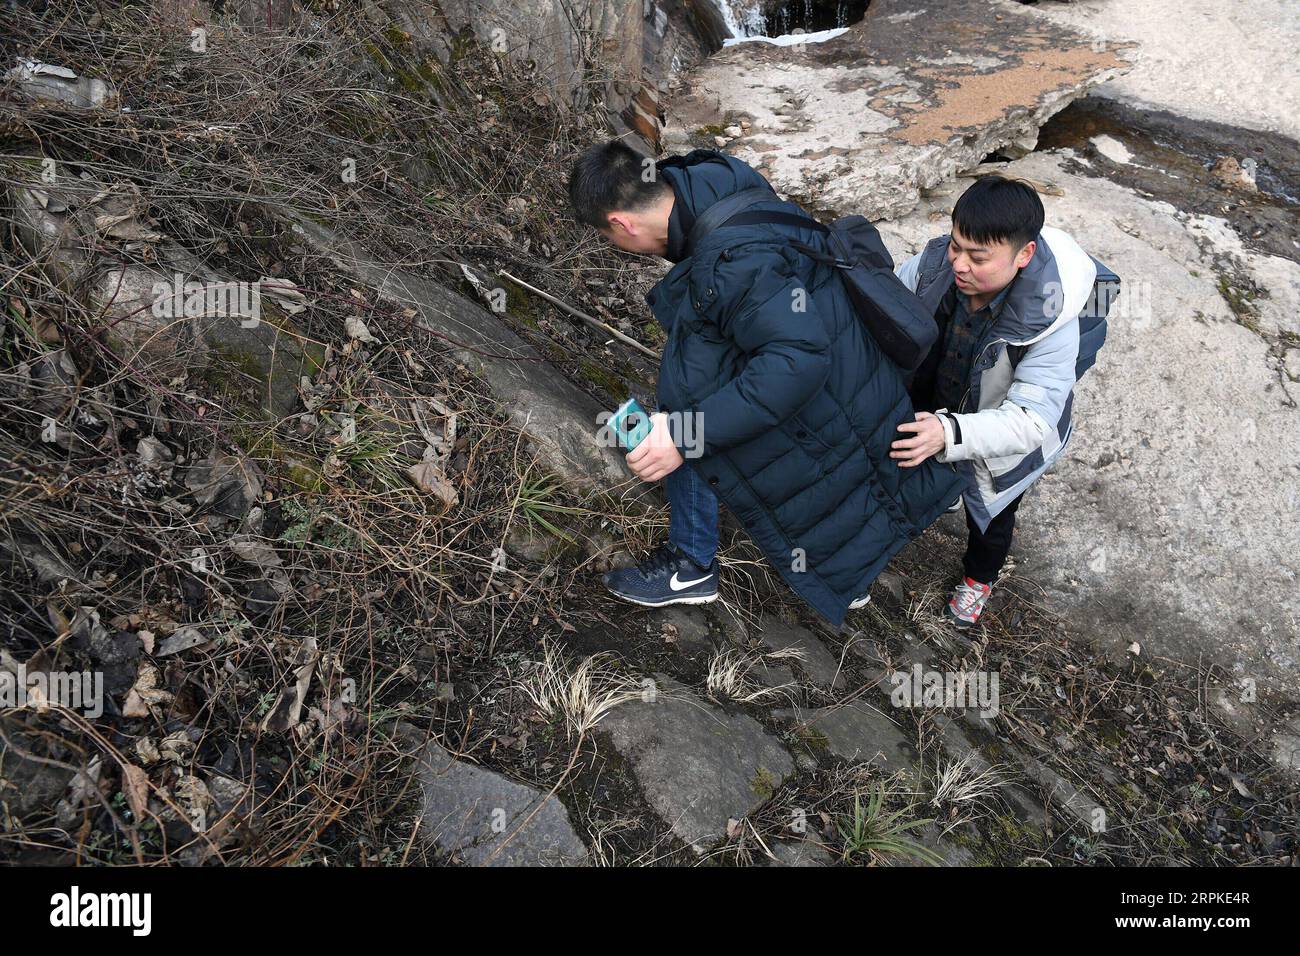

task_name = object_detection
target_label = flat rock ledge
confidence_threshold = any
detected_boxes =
[415,739,589,866]
[599,676,795,851]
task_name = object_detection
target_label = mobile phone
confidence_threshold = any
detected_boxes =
[609,397,653,451]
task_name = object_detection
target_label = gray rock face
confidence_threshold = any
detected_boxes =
[662,0,1133,219]
[436,0,717,149]
[768,838,837,867]
[599,676,794,850]
[1269,717,1300,773]
[416,740,589,866]
[776,701,918,772]
[754,619,846,690]
[753,661,796,690]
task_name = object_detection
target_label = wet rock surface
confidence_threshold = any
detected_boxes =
[1036,97,1300,264]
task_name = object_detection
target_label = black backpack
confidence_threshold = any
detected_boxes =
[1002,257,1120,380]
[1073,259,1119,379]
[685,187,938,371]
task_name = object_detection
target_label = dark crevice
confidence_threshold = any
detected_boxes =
[1033,97,1300,263]
[763,0,871,36]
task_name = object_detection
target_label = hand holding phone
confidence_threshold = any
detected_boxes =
[609,397,653,451]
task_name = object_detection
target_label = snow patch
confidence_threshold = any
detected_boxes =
[1090,133,1133,165]
[723,27,850,47]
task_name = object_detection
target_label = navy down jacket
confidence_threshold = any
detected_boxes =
[648,150,962,628]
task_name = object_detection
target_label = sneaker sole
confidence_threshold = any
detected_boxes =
[945,606,979,629]
[607,589,719,607]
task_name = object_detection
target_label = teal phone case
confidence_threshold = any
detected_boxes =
[610,398,653,451]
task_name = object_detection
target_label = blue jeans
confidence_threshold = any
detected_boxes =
[666,462,719,569]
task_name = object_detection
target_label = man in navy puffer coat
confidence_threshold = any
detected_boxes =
[569,142,961,629]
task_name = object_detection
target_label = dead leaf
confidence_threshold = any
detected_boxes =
[410,396,457,455]
[135,737,160,765]
[229,535,292,595]
[156,625,208,657]
[405,449,459,507]
[54,756,103,827]
[19,61,78,79]
[123,662,173,717]
[260,636,319,734]
[1228,774,1254,799]
[136,436,174,469]
[121,764,151,818]
[259,277,308,315]
[345,316,378,343]
[159,730,195,763]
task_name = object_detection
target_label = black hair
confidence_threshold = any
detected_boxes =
[951,176,1044,250]
[568,139,672,231]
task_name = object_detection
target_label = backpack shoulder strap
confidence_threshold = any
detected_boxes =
[685,187,792,257]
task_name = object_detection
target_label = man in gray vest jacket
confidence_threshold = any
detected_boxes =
[892,176,1097,628]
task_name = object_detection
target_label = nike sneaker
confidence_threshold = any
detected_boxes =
[603,542,719,607]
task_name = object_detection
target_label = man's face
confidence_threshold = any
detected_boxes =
[947,224,1035,298]
[598,206,670,257]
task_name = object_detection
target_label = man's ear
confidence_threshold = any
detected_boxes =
[606,211,634,236]
[1014,239,1036,269]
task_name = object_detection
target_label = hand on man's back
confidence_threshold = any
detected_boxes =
[891,411,946,467]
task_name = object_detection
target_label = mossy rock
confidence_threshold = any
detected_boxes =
[198,298,322,419]
[751,766,778,799]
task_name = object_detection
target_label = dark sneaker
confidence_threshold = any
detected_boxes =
[945,576,991,628]
[603,543,718,607]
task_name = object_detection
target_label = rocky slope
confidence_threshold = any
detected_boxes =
[0,0,1295,867]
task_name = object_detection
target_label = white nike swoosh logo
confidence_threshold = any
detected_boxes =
[669,571,712,591]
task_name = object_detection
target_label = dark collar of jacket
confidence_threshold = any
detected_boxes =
[664,179,694,263]
[656,148,768,263]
